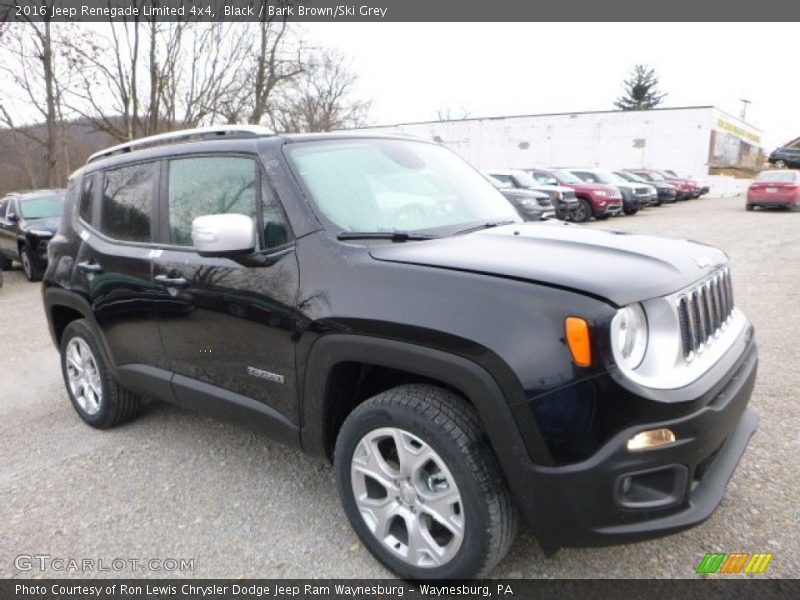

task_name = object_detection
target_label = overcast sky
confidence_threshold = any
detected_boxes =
[303,22,799,150]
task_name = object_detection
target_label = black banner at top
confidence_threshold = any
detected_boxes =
[2,0,800,22]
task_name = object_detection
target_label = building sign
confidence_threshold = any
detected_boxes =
[715,118,762,145]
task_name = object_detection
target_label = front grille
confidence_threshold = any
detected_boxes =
[676,268,735,360]
[635,187,650,195]
[564,191,577,200]
[537,198,551,207]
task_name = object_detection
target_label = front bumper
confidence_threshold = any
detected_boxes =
[595,201,623,217]
[510,333,758,549]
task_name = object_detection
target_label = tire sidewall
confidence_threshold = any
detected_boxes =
[335,402,494,580]
[60,321,114,427]
[21,246,34,281]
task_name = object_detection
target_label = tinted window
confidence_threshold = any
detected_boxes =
[101,163,157,242]
[79,175,97,224]
[0,199,8,218]
[167,156,258,247]
[756,171,798,183]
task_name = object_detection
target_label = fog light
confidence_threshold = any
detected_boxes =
[627,428,676,451]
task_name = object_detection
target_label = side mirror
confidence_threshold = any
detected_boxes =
[7,213,19,223]
[191,214,255,257]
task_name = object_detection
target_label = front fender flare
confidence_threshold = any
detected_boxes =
[300,333,550,470]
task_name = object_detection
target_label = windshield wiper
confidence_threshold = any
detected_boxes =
[455,220,516,236]
[337,231,439,242]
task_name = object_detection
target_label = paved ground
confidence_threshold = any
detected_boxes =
[1,195,798,579]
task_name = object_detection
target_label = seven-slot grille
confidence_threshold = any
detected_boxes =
[676,268,735,360]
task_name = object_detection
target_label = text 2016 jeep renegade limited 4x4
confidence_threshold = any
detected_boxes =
[43,127,758,580]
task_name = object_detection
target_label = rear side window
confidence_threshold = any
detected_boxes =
[79,174,97,225]
[167,156,258,247]
[101,162,157,243]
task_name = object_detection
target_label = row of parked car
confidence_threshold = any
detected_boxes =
[486,167,708,223]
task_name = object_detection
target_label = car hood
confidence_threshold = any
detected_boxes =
[369,222,727,306]
[501,188,549,200]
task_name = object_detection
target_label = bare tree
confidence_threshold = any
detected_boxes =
[0,7,71,186]
[274,49,370,133]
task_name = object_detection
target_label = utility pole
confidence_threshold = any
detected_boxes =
[739,98,751,122]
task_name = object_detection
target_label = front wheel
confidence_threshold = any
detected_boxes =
[20,245,43,281]
[774,160,787,169]
[334,385,517,580]
[572,198,592,223]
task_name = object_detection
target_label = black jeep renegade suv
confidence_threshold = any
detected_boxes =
[43,126,759,580]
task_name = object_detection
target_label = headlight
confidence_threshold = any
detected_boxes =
[555,191,563,200]
[610,304,648,369]
[27,229,54,237]
[594,190,608,197]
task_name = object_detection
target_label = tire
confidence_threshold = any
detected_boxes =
[60,319,142,428]
[573,198,592,223]
[334,384,517,580]
[774,160,787,169]
[20,245,43,282]
[623,205,639,216]
[746,204,754,212]
[0,255,12,270]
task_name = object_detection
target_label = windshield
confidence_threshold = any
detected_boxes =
[575,170,621,185]
[549,169,582,184]
[508,171,539,189]
[638,171,665,181]
[616,171,645,183]
[286,139,520,234]
[757,171,798,183]
[486,175,512,189]
[19,194,65,219]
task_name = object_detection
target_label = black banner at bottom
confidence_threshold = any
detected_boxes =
[2,579,799,600]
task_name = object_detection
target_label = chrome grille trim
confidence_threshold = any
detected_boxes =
[676,268,735,361]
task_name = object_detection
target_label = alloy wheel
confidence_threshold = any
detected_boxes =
[65,338,103,415]
[350,427,464,568]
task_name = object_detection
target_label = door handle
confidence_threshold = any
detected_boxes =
[155,274,189,287]
[77,261,103,274]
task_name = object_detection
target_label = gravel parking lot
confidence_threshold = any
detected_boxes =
[1,194,798,579]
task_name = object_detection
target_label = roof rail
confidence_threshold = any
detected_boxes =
[86,125,274,164]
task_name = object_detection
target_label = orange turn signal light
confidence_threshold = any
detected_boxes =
[565,317,592,367]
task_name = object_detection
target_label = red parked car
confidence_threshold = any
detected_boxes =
[529,168,623,222]
[746,170,800,211]
[628,169,700,200]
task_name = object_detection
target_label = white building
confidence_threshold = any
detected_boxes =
[361,106,763,189]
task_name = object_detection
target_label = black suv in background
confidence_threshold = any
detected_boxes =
[768,143,800,169]
[43,127,758,580]
[0,189,65,281]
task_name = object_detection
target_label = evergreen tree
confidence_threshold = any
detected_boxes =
[614,65,667,110]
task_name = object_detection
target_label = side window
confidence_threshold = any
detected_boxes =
[492,174,512,184]
[101,162,157,242]
[261,176,293,250]
[79,173,97,225]
[0,198,8,219]
[167,156,257,247]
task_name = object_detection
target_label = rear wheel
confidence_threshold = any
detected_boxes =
[746,204,754,211]
[20,245,43,282]
[60,319,143,428]
[334,385,517,580]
